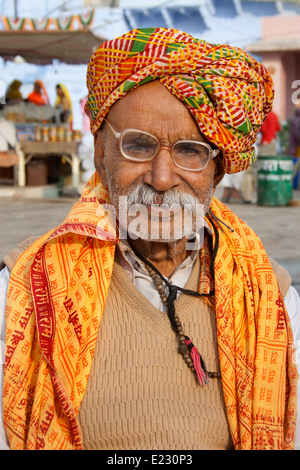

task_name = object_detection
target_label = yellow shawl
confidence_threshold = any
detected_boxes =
[3,172,298,450]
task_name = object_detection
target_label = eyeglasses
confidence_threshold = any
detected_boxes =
[103,118,219,172]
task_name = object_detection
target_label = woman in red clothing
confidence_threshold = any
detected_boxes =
[27,80,50,106]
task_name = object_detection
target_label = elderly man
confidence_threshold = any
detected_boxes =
[0,28,299,451]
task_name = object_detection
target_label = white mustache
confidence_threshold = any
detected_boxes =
[126,184,202,209]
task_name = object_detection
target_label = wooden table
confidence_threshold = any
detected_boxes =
[16,141,81,190]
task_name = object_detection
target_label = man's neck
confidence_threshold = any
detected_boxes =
[128,237,191,278]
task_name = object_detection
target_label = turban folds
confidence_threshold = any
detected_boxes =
[85,27,274,174]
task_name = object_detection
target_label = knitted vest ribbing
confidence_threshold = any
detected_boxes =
[78,256,233,450]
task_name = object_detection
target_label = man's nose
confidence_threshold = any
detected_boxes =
[143,148,180,192]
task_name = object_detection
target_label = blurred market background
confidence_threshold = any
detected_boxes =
[0,0,300,292]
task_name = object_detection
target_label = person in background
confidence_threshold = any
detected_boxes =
[5,80,23,104]
[0,117,16,152]
[288,102,300,186]
[221,171,251,203]
[288,103,300,157]
[80,96,90,135]
[55,83,73,126]
[27,80,49,106]
[258,110,281,156]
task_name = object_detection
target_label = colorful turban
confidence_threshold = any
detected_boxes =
[85,27,274,174]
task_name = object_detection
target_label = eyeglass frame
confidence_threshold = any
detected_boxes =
[103,118,220,172]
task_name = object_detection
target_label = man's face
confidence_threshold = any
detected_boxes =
[94,81,220,243]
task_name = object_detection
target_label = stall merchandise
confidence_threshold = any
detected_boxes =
[3,102,59,124]
[1,103,82,191]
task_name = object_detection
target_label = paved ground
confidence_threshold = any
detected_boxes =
[1,189,300,293]
[224,197,300,294]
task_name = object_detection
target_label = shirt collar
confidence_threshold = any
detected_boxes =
[116,223,212,280]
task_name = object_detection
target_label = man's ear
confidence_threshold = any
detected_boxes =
[213,153,225,188]
[94,132,108,189]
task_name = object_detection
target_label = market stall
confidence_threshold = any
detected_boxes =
[0,27,105,194]
[16,139,81,189]
[0,151,18,184]
[0,29,105,65]
[1,102,82,191]
[0,115,18,184]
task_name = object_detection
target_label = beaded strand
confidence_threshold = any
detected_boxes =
[144,263,220,380]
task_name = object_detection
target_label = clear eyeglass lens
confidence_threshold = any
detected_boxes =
[173,141,210,170]
[120,130,211,170]
[121,131,159,161]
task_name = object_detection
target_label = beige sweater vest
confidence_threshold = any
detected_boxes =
[78,256,233,450]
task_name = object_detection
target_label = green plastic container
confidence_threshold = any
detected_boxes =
[257,155,293,206]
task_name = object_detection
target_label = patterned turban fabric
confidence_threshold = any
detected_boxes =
[85,27,274,174]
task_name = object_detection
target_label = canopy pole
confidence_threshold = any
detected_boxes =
[14,0,18,19]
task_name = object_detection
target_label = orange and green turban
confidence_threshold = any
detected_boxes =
[85,27,274,174]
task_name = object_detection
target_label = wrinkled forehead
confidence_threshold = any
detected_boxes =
[105,81,203,139]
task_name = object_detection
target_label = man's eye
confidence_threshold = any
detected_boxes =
[122,134,158,158]
[175,143,207,158]
[178,144,201,155]
[124,140,153,151]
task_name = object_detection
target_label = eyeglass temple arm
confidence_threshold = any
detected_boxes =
[103,118,121,139]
